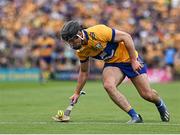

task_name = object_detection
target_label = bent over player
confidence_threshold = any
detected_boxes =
[59,20,170,123]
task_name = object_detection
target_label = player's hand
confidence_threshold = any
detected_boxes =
[70,93,80,105]
[131,60,142,74]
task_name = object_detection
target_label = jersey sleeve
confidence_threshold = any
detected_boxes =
[91,24,115,42]
[76,52,89,63]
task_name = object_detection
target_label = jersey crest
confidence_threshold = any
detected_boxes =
[90,32,96,40]
[95,43,103,50]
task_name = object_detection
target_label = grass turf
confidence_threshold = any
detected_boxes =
[0,80,180,133]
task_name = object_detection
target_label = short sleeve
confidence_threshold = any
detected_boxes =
[89,24,115,42]
[76,52,89,63]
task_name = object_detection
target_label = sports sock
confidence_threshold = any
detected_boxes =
[155,99,167,112]
[127,109,139,118]
[155,99,166,107]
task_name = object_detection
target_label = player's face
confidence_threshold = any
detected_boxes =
[65,35,82,50]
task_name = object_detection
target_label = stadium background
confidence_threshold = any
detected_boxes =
[0,0,180,134]
[0,0,180,82]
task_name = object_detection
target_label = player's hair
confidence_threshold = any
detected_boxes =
[60,20,83,41]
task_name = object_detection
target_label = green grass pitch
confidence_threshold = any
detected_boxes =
[0,80,180,133]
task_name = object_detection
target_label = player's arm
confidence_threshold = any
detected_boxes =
[114,30,142,72]
[75,60,89,95]
[70,60,89,104]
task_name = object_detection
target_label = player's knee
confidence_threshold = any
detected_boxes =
[140,89,155,101]
[103,81,116,92]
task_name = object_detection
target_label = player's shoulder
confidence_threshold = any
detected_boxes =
[86,24,110,32]
[84,24,114,42]
[86,24,113,41]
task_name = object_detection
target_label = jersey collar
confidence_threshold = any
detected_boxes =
[82,30,89,41]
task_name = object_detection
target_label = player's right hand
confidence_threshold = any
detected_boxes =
[70,93,80,105]
[131,60,142,74]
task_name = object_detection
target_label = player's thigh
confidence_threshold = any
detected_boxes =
[102,66,125,87]
[130,73,152,95]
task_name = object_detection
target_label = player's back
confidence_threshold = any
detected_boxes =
[76,24,138,63]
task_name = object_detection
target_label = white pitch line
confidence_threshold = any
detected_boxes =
[59,122,180,126]
[0,121,180,126]
[0,122,48,125]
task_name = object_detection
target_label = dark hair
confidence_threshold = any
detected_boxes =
[60,20,82,41]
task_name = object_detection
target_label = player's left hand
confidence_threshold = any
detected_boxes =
[131,60,142,74]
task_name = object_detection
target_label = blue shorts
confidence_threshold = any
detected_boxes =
[104,57,147,78]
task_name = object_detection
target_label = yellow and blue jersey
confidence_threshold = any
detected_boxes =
[76,24,138,63]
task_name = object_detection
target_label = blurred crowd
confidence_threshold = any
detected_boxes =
[0,0,180,77]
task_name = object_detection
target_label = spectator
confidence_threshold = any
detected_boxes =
[164,44,177,79]
[174,46,180,74]
[0,0,179,78]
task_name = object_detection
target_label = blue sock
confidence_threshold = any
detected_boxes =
[155,99,163,107]
[155,99,167,112]
[128,109,139,118]
[155,99,166,108]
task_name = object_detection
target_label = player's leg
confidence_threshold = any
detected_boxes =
[39,57,51,82]
[131,73,170,122]
[103,66,127,111]
[39,58,47,82]
[102,66,142,123]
